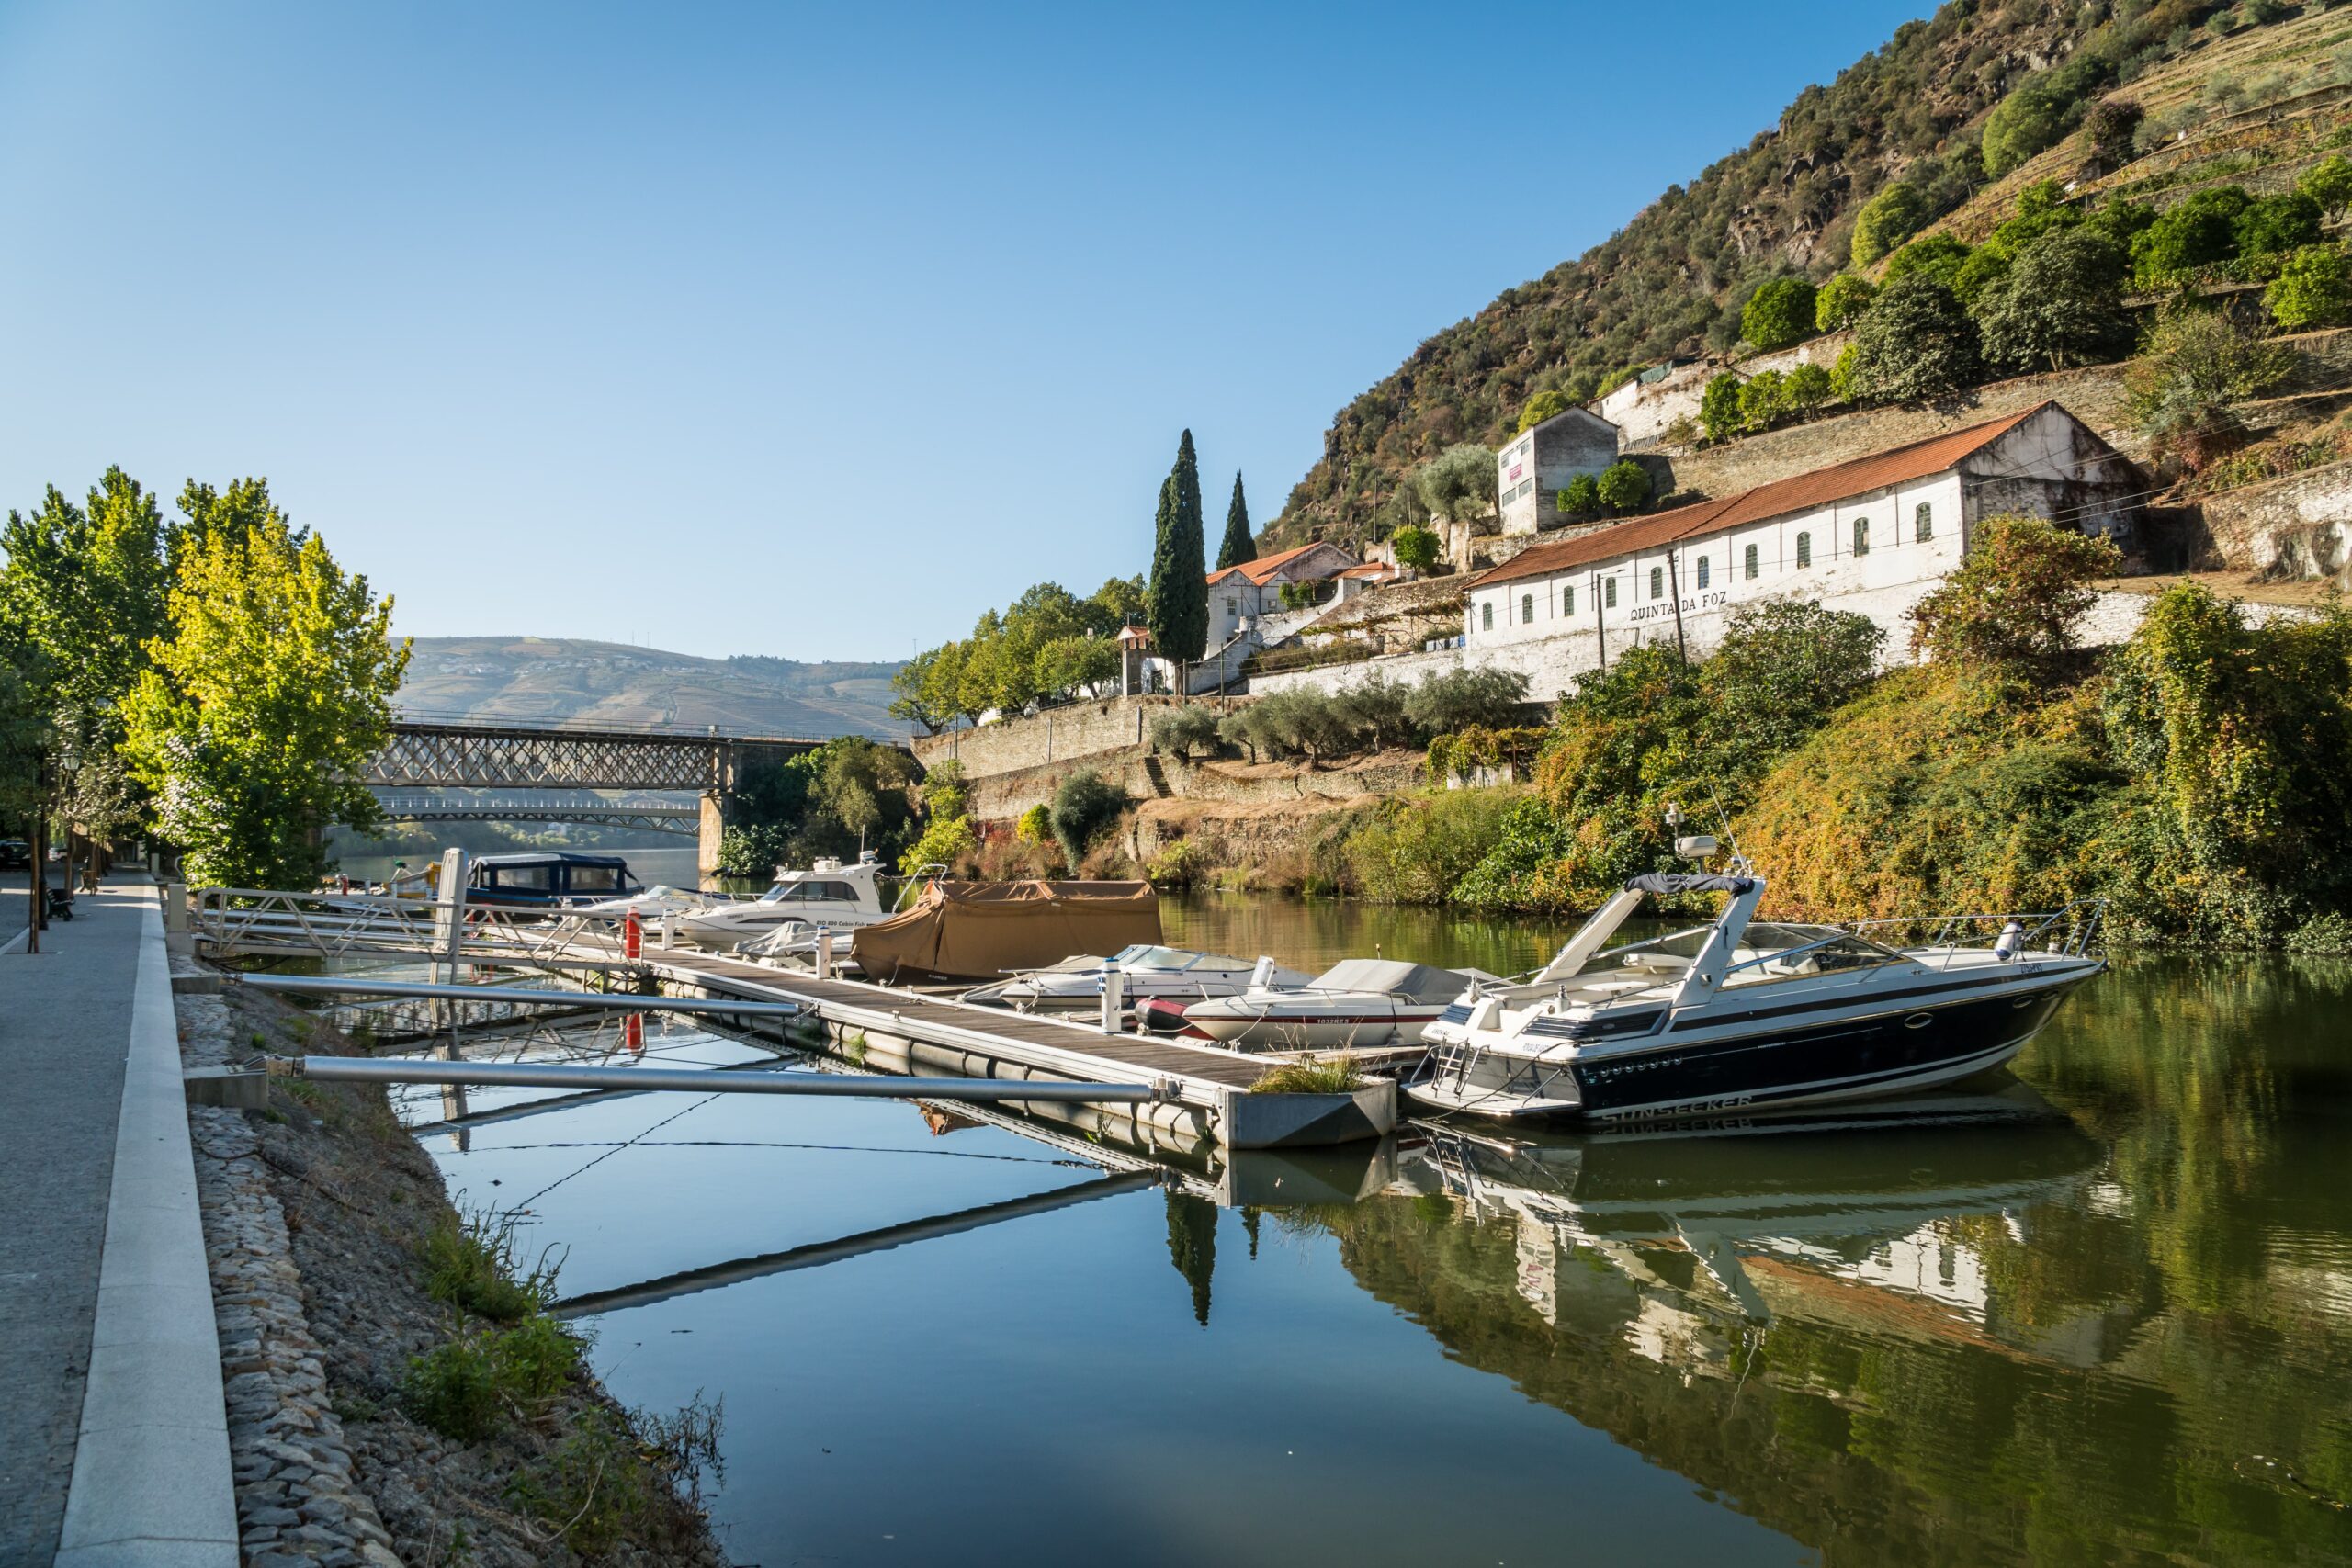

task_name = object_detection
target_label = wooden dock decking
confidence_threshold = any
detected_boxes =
[639,947,1274,1097]
[187,886,1399,1147]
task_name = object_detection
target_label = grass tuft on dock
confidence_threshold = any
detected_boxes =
[1249,1054,1364,1095]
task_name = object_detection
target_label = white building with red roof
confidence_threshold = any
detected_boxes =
[1462,400,2138,666]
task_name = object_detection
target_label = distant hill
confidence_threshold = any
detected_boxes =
[1265,0,2331,551]
[397,637,907,738]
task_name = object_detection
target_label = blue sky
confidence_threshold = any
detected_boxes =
[0,1,1934,662]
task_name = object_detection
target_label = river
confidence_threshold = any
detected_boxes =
[345,863,2352,1565]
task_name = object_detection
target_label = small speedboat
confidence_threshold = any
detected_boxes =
[672,853,890,948]
[568,884,707,919]
[1173,958,1504,1049]
[961,945,1309,1014]
[1409,838,2106,1122]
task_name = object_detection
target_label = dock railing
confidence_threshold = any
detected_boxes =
[190,886,632,964]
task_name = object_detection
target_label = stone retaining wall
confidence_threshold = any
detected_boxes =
[912,696,1225,779]
[2193,459,2352,585]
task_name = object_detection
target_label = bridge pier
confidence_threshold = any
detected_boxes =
[698,790,731,880]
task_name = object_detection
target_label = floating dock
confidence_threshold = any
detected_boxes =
[631,947,1396,1152]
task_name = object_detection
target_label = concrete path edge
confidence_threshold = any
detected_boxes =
[55,884,238,1565]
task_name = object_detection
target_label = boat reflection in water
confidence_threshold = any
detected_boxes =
[1397,1087,2116,1365]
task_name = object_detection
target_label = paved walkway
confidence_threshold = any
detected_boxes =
[0,878,146,1562]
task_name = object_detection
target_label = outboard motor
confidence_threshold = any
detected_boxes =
[1250,954,1277,989]
[1994,919,2025,961]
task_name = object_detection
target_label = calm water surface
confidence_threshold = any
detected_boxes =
[356,885,2352,1566]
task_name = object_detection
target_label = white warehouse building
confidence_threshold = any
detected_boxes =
[1461,401,2141,674]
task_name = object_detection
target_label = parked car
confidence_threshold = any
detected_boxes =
[0,840,29,870]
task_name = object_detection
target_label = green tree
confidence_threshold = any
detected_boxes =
[1852,181,1931,266]
[1085,575,1148,635]
[1815,274,1877,332]
[1216,472,1255,570]
[1741,277,1818,350]
[1406,444,1496,526]
[2234,192,2323,258]
[1906,513,2120,671]
[0,468,173,751]
[1559,474,1601,516]
[1973,228,2131,372]
[1515,388,1569,432]
[1950,243,2013,309]
[2299,153,2352,220]
[1699,372,1746,442]
[1048,768,1127,868]
[2124,306,2296,468]
[2084,97,2143,173]
[1736,369,1786,434]
[888,647,953,731]
[1782,361,1834,413]
[1146,432,1209,671]
[1883,232,1972,288]
[1391,525,1440,570]
[1983,79,2069,177]
[122,514,409,888]
[2131,186,2251,284]
[1594,459,1651,514]
[2265,243,2352,331]
[1848,276,1982,403]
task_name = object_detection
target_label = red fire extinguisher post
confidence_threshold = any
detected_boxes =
[624,1012,644,1052]
[623,909,642,960]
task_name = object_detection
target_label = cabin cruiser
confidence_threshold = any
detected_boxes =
[1169,958,1504,1049]
[961,946,1310,1015]
[1410,838,2105,1122]
[466,852,644,908]
[671,853,891,948]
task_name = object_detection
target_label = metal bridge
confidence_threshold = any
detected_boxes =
[368,719,844,792]
[366,720,899,865]
[370,790,701,836]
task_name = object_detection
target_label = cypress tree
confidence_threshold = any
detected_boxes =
[1146,430,1209,671]
[1216,471,1255,570]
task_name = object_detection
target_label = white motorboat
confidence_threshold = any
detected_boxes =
[568,884,708,919]
[671,853,891,948]
[1409,838,2105,1122]
[1175,958,1504,1049]
[961,945,1309,1015]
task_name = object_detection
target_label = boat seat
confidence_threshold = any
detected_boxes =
[1621,952,1692,973]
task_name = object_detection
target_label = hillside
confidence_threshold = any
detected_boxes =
[396,637,907,738]
[1265,0,2334,551]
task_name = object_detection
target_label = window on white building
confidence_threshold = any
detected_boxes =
[1744,543,1758,580]
[1796,532,1812,569]
[1563,583,1576,615]
[1695,556,1711,590]
[1604,577,1618,608]
[1226,598,1238,615]
[1649,566,1664,599]
[1852,516,1870,556]
[1481,602,1493,632]
[1915,502,1933,541]
[1521,592,1534,624]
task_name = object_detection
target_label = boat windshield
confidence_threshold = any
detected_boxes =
[1728,922,1906,977]
[1110,946,1248,971]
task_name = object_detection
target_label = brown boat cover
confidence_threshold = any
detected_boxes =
[850,879,1163,983]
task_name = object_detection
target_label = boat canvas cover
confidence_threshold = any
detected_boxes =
[850,880,1164,982]
[1623,873,1756,895]
[1310,959,1480,1002]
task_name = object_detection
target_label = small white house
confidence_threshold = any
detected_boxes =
[1463,400,2140,664]
[1494,407,1621,536]
[1204,541,1363,649]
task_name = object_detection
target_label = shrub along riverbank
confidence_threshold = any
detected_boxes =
[1151,518,2352,951]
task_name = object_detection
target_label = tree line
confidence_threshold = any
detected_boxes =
[0,470,406,890]
[893,432,1259,729]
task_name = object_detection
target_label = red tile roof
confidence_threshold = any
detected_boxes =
[1470,402,2054,591]
[1207,541,1341,587]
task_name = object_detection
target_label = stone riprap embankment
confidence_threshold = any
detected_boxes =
[175,967,732,1567]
